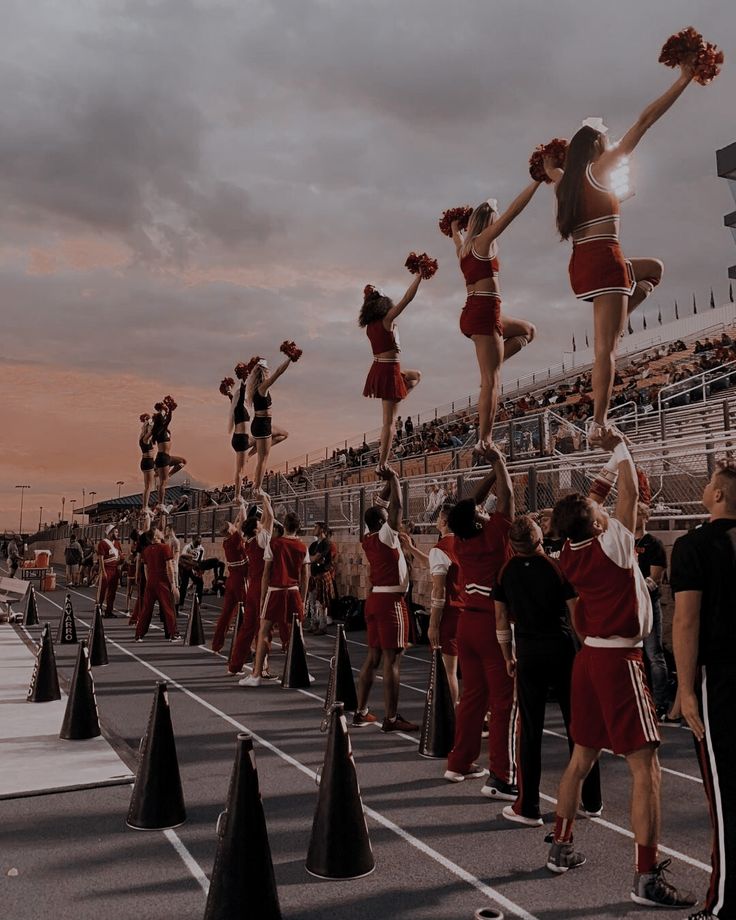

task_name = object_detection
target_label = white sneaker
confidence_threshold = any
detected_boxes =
[325,616,333,626]
[502,805,543,827]
[238,674,262,687]
[444,765,488,783]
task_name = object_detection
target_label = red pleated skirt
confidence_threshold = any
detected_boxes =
[569,239,636,302]
[363,360,408,402]
[460,293,503,338]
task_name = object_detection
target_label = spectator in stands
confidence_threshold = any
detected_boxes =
[178,535,205,612]
[395,415,403,440]
[423,480,446,523]
[405,416,414,438]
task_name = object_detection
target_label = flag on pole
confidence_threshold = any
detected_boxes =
[675,300,679,319]
[627,318,633,335]
[585,331,589,348]
[572,334,576,352]
[657,307,662,325]
[730,282,734,303]
[693,293,698,315]
[710,288,716,308]
[643,314,647,330]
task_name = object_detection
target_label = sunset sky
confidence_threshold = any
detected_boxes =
[2,0,735,531]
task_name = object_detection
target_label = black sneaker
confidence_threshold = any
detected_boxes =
[686,912,715,920]
[630,859,697,908]
[546,840,586,874]
[481,774,518,801]
[381,714,418,732]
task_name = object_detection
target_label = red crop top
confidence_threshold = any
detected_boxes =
[573,164,620,238]
[366,320,400,355]
[460,247,500,286]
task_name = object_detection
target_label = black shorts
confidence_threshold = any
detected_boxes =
[251,416,272,439]
[140,457,155,472]
[155,452,171,469]
[231,432,249,452]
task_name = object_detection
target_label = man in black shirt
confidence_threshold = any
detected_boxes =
[634,503,669,716]
[308,522,335,636]
[671,459,736,920]
[495,515,601,826]
[539,508,564,558]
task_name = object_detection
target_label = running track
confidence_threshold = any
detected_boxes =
[1,576,712,920]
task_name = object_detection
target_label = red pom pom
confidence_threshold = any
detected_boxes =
[163,394,177,411]
[139,413,150,423]
[636,467,652,506]
[219,376,235,396]
[234,362,249,380]
[405,251,439,279]
[438,206,473,237]
[245,356,261,376]
[364,284,378,300]
[280,340,303,362]
[529,137,568,183]
[659,27,723,85]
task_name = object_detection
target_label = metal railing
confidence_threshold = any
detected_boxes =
[657,359,736,413]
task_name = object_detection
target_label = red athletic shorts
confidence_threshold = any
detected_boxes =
[569,239,636,302]
[570,645,660,755]
[363,360,408,402]
[261,586,304,626]
[439,604,460,656]
[460,293,503,338]
[365,592,409,650]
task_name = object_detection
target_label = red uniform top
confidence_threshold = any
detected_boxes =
[361,522,409,593]
[265,535,308,587]
[428,533,461,608]
[460,247,500,285]
[142,543,173,583]
[244,531,269,595]
[558,517,652,646]
[223,530,247,565]
[453,514,512,612]
[573,164,621,238]
[97,538,122,564]
[366,320,400,355]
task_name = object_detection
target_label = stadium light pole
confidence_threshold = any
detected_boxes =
[61,496,66,523]
[70,499,76,520]
[38,507,43,531]
[116,480,124,499]
[89,491,97,523]
[15,485,30,533]
[82,488,86,523]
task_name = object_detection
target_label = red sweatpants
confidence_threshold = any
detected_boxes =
[229,590,261,673]
[447,609,516,782]
[100,564,119,616]
[135,579,177,639]
[129,571,146,625]
[212,571,247,652]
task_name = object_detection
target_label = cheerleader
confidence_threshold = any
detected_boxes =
[222,364,251,500]
[151,397,187,512]
[450,188,540,450]
[138,414,155,511]
[360,277,425,471]
[545,62,694,442]
[246,351,294,492]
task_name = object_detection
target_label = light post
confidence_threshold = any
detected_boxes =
[38,507,43,531]
[70,499,77,524]
[61,496,66,523]
[116,480,124,499]
[89,491,97,524]
[15,485,30,533]
[82,488,86,523]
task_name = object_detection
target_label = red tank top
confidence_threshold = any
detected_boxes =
[267,536,307,587]
[366,320,399,355]
[223,530,246,564]
[361,522,408,590]
[435,534,462,608]
[244,535,267,593]
[454,514,512,611]
[558,521,649,642]
[460,247,500,285]
[573,164,620,238]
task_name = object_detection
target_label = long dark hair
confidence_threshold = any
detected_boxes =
[358,286,393,327]
[556,126,603,241]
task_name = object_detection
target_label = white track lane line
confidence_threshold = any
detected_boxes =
[55,586,710,870]
[32,592,210,895]
[38,590,539,920]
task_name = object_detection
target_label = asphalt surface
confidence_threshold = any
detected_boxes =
[0,576,713,920]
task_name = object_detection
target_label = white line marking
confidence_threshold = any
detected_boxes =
[163,828,211,894]
[37,589,538,919]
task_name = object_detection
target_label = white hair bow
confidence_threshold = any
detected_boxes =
[257,358,268,368]
[486,198,499,212]
[581,116,608,135]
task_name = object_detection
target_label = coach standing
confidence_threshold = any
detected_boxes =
[672,458,736,920]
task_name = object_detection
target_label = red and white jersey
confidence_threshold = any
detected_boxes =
[97,538,121,563]
[559,517,652,646]
[428,533,462,609]
[454,514,512,611]
[223,530,246,565]
[244,530,270,594]
[264,535,308,588]
[361,521,409,593]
